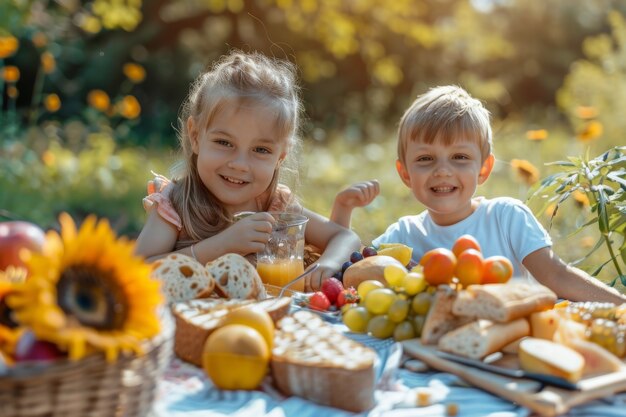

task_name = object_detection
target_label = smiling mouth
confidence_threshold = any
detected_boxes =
[431,186,457,193]
[220,175,248,185]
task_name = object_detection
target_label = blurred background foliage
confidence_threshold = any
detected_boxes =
[1,0,626,287]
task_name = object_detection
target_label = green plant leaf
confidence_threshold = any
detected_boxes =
[569,236,605,266]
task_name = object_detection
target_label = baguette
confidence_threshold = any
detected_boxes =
[151,253,215,303]
[206,253,267,300]
[172,297,291,366]
[438,318,530,359]
[271,310,376,413]
[452,282,556,323]
[421,285,473,345]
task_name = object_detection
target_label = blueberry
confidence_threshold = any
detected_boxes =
[341,261,353,273]
[349,251,364,263]
[332,271,343,283]
[362,246,377,257]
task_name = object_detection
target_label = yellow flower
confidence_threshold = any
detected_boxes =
[577,121,603,142]
[32,32,48,48]
[580,236,595,249]
[7,86,18,98]
[123,62,146,83]
[41,150,56,167]
[545,203,558,218]
[575,106,598,119]
[41,52,56,74]
[2,66,20,83]
[118,95,141,119]
[44,94,61,112]
[510,159,540,186]
[0,267,27,356]
[7,213,163,362]
[87,89,110,111]
[526,129,548,141]
[0,35,19,59]
[572,190,590,209]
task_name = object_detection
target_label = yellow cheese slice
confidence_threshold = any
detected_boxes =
[519,337,585,383]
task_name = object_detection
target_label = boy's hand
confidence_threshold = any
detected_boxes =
[220,212,274,255]
[335,180,380,209]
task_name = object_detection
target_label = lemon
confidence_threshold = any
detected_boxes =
[377,244,412,266]
[203,324,270,390]
[221,306,274,350]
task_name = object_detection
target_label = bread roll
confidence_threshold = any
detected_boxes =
[151,253,215,303]
[452,282,556,323]
[438,318,530,359]
[421,285,473,345]
[271,310,376,412]
[172,297,292,366]
[206,253,266,300]
[342,255,405,289]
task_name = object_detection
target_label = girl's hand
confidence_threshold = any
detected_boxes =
[335,180,380,210]
[304,261,340,292]
[220,212,275,255]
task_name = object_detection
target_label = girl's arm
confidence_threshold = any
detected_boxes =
[330,180,380,228]
[135,210,275,264]
[523,247,626,304]
[302,208,361,291]
[134,209,181,262]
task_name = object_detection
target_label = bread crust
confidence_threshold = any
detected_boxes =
[151,253,215,303]
[271,311,376,412]
[421,285,473,345]
[452,282,556,322]
[172,297,291,366]
[438,318,530,359]
[206,253,267,300]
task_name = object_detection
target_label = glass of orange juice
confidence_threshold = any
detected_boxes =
[256,212,308,292]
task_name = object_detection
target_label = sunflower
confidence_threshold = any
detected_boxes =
[0,267,27,357]
[7,213,163,362]
[510,159,540,186]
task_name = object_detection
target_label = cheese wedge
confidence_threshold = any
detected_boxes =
[518,338,585,383]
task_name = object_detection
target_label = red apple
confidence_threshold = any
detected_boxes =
[0,221,46,272]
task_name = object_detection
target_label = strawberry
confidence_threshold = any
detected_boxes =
[336,287,359,308]
[321,277,344,304]
[307,291,331,311]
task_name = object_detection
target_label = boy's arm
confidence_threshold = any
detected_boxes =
[523,247,626,304]
[330,180,380,228]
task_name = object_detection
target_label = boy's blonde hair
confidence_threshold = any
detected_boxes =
[170,51,302,244]
[397,85,492,165]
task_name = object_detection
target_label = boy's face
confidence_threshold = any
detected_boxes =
[396,137,494,226]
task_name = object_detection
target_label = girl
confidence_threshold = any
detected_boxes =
[135,51,360,291]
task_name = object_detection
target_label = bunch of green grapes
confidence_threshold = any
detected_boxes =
[342,265,435,342]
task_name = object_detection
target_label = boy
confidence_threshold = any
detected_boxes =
[338,85,625,303]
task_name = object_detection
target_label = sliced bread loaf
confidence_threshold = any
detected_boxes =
[206,253,267,300]
[438,318,530,359]
[421,285,473,345]
[271,310,377,413]
[452,282,557,322]
[151,253,215,303]
[172,296,292,366]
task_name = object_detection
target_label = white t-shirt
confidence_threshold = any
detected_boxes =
[371,196,552,281]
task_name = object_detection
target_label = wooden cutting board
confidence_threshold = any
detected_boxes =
[402,339,626,417]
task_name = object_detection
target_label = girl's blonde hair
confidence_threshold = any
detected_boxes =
[397,85,492,165]
[170,51,302,243]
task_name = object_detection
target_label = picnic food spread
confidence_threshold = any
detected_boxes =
[4,222,626,416]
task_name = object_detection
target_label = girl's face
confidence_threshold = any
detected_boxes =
[396,137,494,226]
[189,102,288,214]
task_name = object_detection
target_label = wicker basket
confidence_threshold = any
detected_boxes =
[0,312,174,417]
